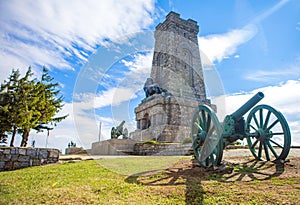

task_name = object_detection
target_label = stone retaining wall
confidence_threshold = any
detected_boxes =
[0,147,59,171]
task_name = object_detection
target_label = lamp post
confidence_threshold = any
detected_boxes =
[98,121,102,142]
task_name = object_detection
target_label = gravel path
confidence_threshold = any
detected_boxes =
[223,148,300,158]
[59,148,300,161]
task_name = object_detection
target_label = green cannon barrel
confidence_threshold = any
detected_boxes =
[116,120,125,131]
[231,92,264,121]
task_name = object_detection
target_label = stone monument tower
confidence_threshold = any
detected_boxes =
[131,12,211,142]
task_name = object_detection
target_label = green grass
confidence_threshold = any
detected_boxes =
[0,159,185,204]
[233,164,258,173]
[0,157,299,204]
[98,156,188,175]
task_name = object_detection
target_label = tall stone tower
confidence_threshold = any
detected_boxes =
[151,12,206,101]
[131,12,211,142]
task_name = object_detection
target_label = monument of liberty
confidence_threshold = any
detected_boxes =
[91,11,213,155]
[131,11,212,142]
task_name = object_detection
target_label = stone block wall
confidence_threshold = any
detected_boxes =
[0,147,60,171]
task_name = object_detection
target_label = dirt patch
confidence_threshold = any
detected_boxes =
[128,156,300,204]
[163,156,300,181]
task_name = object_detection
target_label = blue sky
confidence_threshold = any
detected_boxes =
[1,0,299,151]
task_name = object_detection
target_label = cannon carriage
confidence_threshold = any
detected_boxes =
[191,92,291,167]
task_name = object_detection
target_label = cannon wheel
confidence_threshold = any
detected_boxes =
[111,127,116,139]
[191,105,223,167]
[246,104,291,162]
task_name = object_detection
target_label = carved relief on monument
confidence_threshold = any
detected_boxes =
[158,52,169,67]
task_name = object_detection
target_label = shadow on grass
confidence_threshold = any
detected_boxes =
[125,158,286,204]
[218,159,285,182]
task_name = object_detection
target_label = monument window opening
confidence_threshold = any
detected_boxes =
[141,113,151,130]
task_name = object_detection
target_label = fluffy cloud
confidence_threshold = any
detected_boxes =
[4,52,152,151]
[11,77,297,152]
[30,78,300,152]
[0,0,156,82]
[73,53,152,110]
[199,0,290,65]
[70,53,152,148]
[224,79,300,145]
[199,24,257,63]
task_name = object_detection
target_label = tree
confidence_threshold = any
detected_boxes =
[0,69,23,146]
[0,89,10,144]
[0,67,67,147]
[19,67,67,147]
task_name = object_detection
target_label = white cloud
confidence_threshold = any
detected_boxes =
[43,78,300,151]
[199,0,290,65]
[119,52,152,90]
[0,0,156,82]
[6,85,138,151]
[121,53,152,75]
[72,53,152,111]
[95,87,137,107]
[69,53,152,148]
[245,57,300,82]
[3,0,297,152]
[223,79,300,145]
[199,24,257,63]
[30,101,113,151]
[5,78,295,152]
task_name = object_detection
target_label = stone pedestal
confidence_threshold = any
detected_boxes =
[132,94,210,142]
[91,139,136,155]
[65,147,85,155]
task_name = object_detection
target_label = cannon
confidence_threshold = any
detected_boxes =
[111,120,128,139]
[191,92,291,167]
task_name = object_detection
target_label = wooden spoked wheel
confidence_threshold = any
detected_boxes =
[191,105,223,167]
[246,105,291,161]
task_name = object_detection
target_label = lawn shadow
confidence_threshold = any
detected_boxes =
[125,158,219,204]
[218,158,286,182]
[125,158,287,204]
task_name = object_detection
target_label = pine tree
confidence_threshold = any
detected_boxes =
[0,69,23,146]
[24,67,67,146]
[18,67,68,147]
[0,81,10,144]
[0,67,67,147]
[18,68,40,147]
